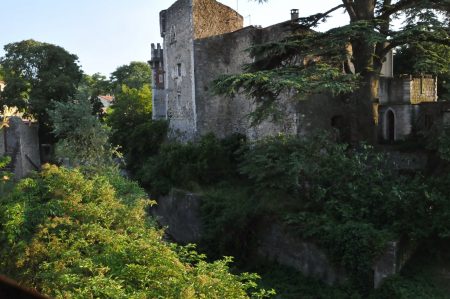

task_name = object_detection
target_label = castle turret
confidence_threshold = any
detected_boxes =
[149,43,166,120]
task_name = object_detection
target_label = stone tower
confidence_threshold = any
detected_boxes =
[151,0,243,140]
[149,43,165,119]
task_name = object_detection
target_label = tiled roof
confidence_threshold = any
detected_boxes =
[98,95,114,102]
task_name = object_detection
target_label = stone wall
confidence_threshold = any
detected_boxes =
[379,77,413,105]
[1,117,40,179]
[156,0,440,143]
[257,223,345,285]
[410,76,437,104]
[193,0,243,40]
[194,22,314,140]
[151,189,203,244]
[378,104,419,141]
[373,239,416,288]
[153,189,412,288]
[161,0,198,141]
[379,76,437,106]
[159,0,245,140]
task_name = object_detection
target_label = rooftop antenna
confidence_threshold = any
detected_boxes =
[236,0,238,12]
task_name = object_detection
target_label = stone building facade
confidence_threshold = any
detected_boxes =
[150,0,440,143]
[378,75,440,142]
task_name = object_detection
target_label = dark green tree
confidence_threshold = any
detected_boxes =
[48,87,114,168]
[80,73,113,116]
[215,0,450,142]
[0,65,4,81]
[110,61,152,90]
[107,84,168,172]
[0,39,83,142]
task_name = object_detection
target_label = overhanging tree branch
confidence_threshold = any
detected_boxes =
[377,0,450,19]
[297,4,346,28]
[342,0,358,21]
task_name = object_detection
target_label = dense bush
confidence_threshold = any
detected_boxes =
[120,129,450,295]
[0,156,13,196]
[106,84,169,173]
[137,133,246,195]
[49,88,113,168]
[149,133,450,293]
[0,165,270,298]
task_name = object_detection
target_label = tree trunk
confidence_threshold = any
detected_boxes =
[345,0,379,143]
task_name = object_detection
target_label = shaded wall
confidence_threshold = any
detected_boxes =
[1,117,40,179]
[153,189,412,288]
[194,22,311,140]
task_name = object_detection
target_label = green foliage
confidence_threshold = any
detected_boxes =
[149,133,450,293]
[256,259,449,299]
[106,83,169,173]
[80,73,113,116]
[257,264,360,299]
[0,64,4,81]
[377,240,450,298]
[137,133,246,195]
[0,156,13,196]
[0,165,269,298]
[110,61,152,90]
[0,39,83,142]
[371,275,449,299]
[48,88,113,168]
[108,84,153,146]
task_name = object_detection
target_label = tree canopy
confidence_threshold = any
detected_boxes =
[215,0,450,141]
[0,39,83,141]
[80,73,113,116]
[110,61,152,90]
[49,87,114,168]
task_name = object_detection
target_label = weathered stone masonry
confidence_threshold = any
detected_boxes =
[151,0,440,143]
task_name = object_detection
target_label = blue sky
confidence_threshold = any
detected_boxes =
[0,0,346,77]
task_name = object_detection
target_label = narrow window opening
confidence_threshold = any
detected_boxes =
[177,63,182,77]
[386,110,395,143]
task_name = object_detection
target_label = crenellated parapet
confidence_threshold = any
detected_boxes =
[149,43,164,90]
[150,43,164,69]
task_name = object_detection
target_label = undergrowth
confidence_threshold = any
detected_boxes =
[130,132,450,295]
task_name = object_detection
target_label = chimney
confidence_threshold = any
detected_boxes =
[291,9,299,21]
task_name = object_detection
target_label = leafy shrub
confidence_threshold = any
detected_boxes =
[49,88,114,168]
[0,156,13,195]
[370,275,449,299]
[122,130,450,294]
[105,83,170,173]
[0,165,269,298]
[199,134,450,292]
[137,133,246,195]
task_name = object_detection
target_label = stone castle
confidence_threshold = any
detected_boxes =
[150,0,445,143]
